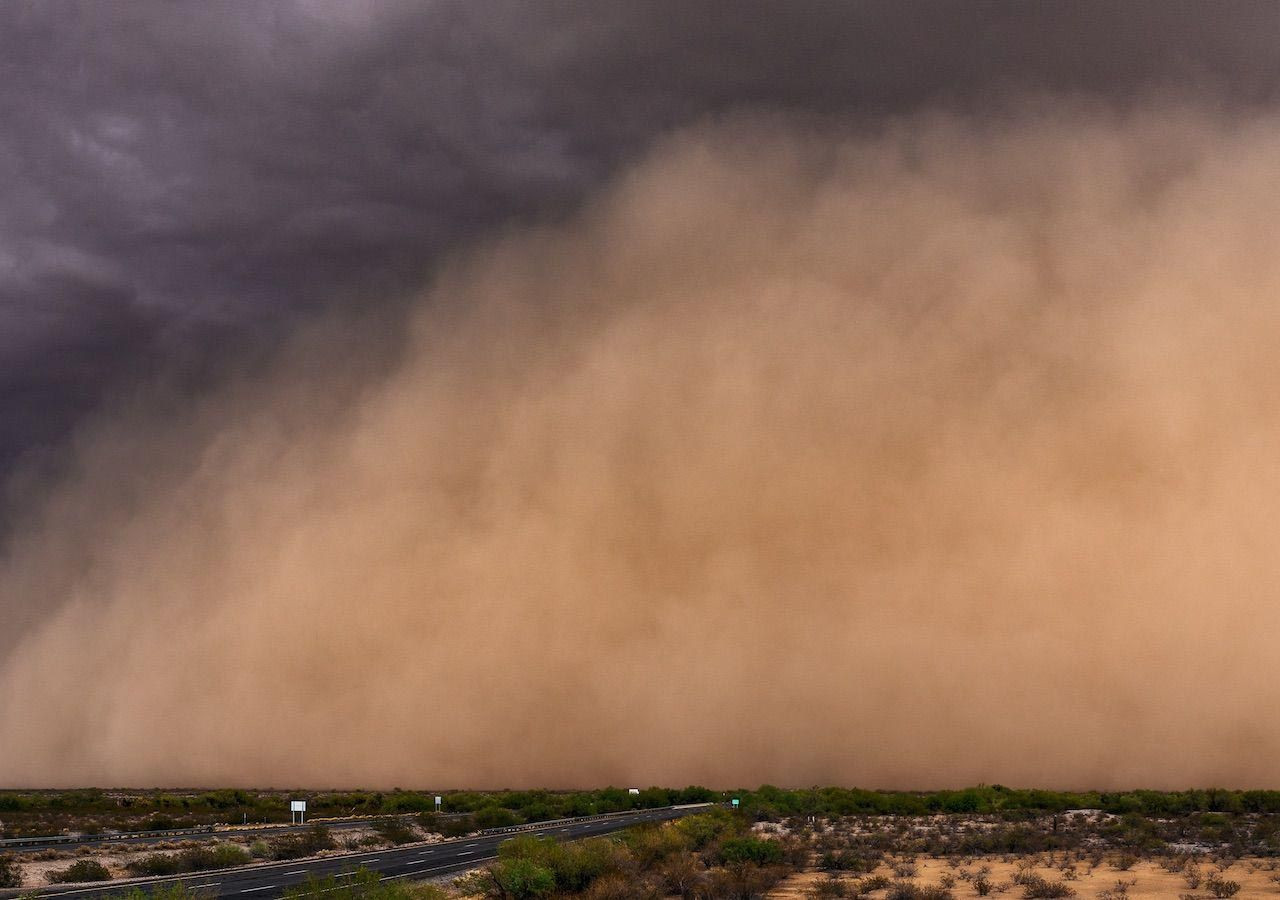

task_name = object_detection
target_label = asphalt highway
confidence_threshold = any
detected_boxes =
[9,805,712,899]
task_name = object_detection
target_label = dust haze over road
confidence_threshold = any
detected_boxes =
[4,3,1280,789]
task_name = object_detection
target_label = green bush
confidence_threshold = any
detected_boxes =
[373,820,418,845]
[673,811,737,850]
[270,826,336,860]
[126,843,251,876]
[474,806,520,829]
[624,822,690,866]
[47,859,113,883]
[495,835,626,894]
[719,836,784,866]
[491,858,556,899]
[436,815,477,838]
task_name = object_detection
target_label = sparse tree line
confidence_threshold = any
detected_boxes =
[731,785,1280,820]
[10,786,1280,840]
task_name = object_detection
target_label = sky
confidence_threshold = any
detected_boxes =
[4,2,1280,789]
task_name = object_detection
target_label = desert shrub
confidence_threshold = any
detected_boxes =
[859,874,892,892]
[249,840,271,858]
[625,823,691,867]
[128,842,251,876]
[674,810,739,851]
[1017,874,1075,898]
[818,850,877,873]
[972,874,994,896]
[892,861,919,878]
[208,843,252,867]
[1095,879,1135,900]
[491,858,556,899]
[885,882,952,900]
[0,854,22,889]
[654,850,704,899]
[1183,864,1203,889]
[127,853,184,876]
[473,807,520,830]
[269,826,336,860]
[697,862,789,900]
[718,836,784,866]
[439,815,477,838]
[495,835,625,894]
[808,874,848,898]
[1111,853,1138,871]
[1204,874,1241,898]
[47,859,112,883]
[374,820,418,845]
[580,872,651,900]
[1010,865,1037,885]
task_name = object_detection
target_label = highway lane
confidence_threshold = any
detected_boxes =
[9,805,712,899]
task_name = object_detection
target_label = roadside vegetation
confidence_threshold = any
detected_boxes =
[0,787,715,838]
[10,786,1280,840]
[276,810,802,900]
[730,785,1280,820]
[0,853,21,888]
[451,809,803,900]
[9,788,1280,896]
[46,858,112,883]
[126,842,253,876]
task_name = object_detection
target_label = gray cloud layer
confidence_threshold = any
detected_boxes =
[4,0,1280,488]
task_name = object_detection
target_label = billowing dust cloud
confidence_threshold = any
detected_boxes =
[4,106,1280,789]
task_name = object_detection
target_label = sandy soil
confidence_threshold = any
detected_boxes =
[769,856,1280,898]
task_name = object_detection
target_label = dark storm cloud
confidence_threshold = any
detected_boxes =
[4,0,1280,493]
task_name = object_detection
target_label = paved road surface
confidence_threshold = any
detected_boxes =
[7,805,711,899]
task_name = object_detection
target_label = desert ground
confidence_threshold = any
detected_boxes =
[769,855,1280,899]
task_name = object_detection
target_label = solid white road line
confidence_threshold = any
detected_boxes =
[381,855,498,881]
[240,885,276,893]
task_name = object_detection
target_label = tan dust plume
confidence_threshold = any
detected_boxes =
[3,105,1280,788]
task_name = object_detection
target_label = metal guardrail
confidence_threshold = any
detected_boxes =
[477,802,713,837]
[0,825,217,848]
